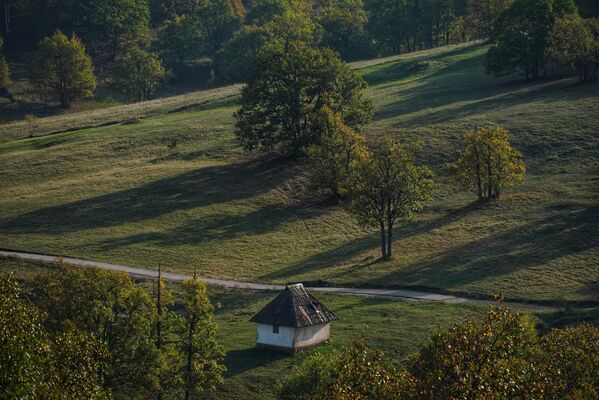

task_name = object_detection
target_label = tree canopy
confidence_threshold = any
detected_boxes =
[350,136,434,259]
[278,305,599,400]
[547,14,599,81]
[235,40,372,155]
[118,48,167,101]
[486,0,577,79]
[448,126,525,201]
[30,31,96,108]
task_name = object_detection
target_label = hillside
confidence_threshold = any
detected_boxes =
[1,42,598,303]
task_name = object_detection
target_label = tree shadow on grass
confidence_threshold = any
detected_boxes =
[95,202,326,250]
[0,156,297,235]
[223,347,289,378]
[259,202,478,283]
[369,203,599,294]
[388,77,590,130]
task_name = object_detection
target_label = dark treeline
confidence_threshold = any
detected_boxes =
[0,0,596,106]
[1,0,594,62]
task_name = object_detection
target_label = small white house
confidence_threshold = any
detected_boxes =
[250,283,338,353]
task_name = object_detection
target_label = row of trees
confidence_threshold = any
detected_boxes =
[23,30,167,107]
[234,40,525,258]
[279,305,599,399]
[0,264,225,400]
[486,0,599,81]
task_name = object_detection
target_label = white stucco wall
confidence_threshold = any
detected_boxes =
[256,323,295,348]
[294,323,330,349]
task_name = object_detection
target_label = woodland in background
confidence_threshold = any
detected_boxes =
[0,0,597,104]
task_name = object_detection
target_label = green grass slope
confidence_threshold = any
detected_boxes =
[0,42,597,302]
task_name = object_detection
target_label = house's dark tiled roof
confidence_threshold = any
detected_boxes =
[250,283,338,328]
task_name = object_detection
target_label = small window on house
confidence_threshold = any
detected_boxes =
[272,325,279,334]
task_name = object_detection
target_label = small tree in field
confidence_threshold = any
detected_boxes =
[31,31,96,108]
[307,108,368,199]
[547,14,599,82]
[118,49,167,101]
[350,136,434,259]
[448,126,525,202]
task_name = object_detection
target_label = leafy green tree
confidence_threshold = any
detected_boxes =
[153,266,180,400]
[176,276,225,400]
[0,273,51,399]
[47,322,110,400]
[154,15,202,76]
[216,10,319,83]
[195,0,245,57]
[466,0,513,37]
[118,48,167,101]
[350,136,433,259]
[0,273,108,400]
[280,304,599,400]
[31,31,96,108]
[547,14,599,81]
[33,263,159,399]
[486,0,577,79]
[307,108,368,199]
[235,41,372,155]
[317,0,372,60]
[278,338,411,400]
[448,126,525,201]
[540,324,599,399]
[246,0,311,25]
[71,0,150,58]
[366,0,419,54]
[149,0,199,25]
[215,24,272,83]
[410,305,550,399]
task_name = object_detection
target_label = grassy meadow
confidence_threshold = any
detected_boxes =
[0,42,598,303]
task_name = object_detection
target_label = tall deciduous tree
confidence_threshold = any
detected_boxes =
[177,276,225,400]
[486,0,577,79]
[118,48,167,101]
[31,31,96,108]
[350,136,433,259]
[235,40,372,155]
[547,14,599,81]
[448,126,525,201]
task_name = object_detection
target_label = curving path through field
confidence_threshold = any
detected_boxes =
[0,249,547,308]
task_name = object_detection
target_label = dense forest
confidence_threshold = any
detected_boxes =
[0,0,597,107]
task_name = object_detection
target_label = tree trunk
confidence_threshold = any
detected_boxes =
[386,220,393,258]
[4,1,10,34]
[379,221,386,259]
[184,323,193,400]
[156,264,162,400]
